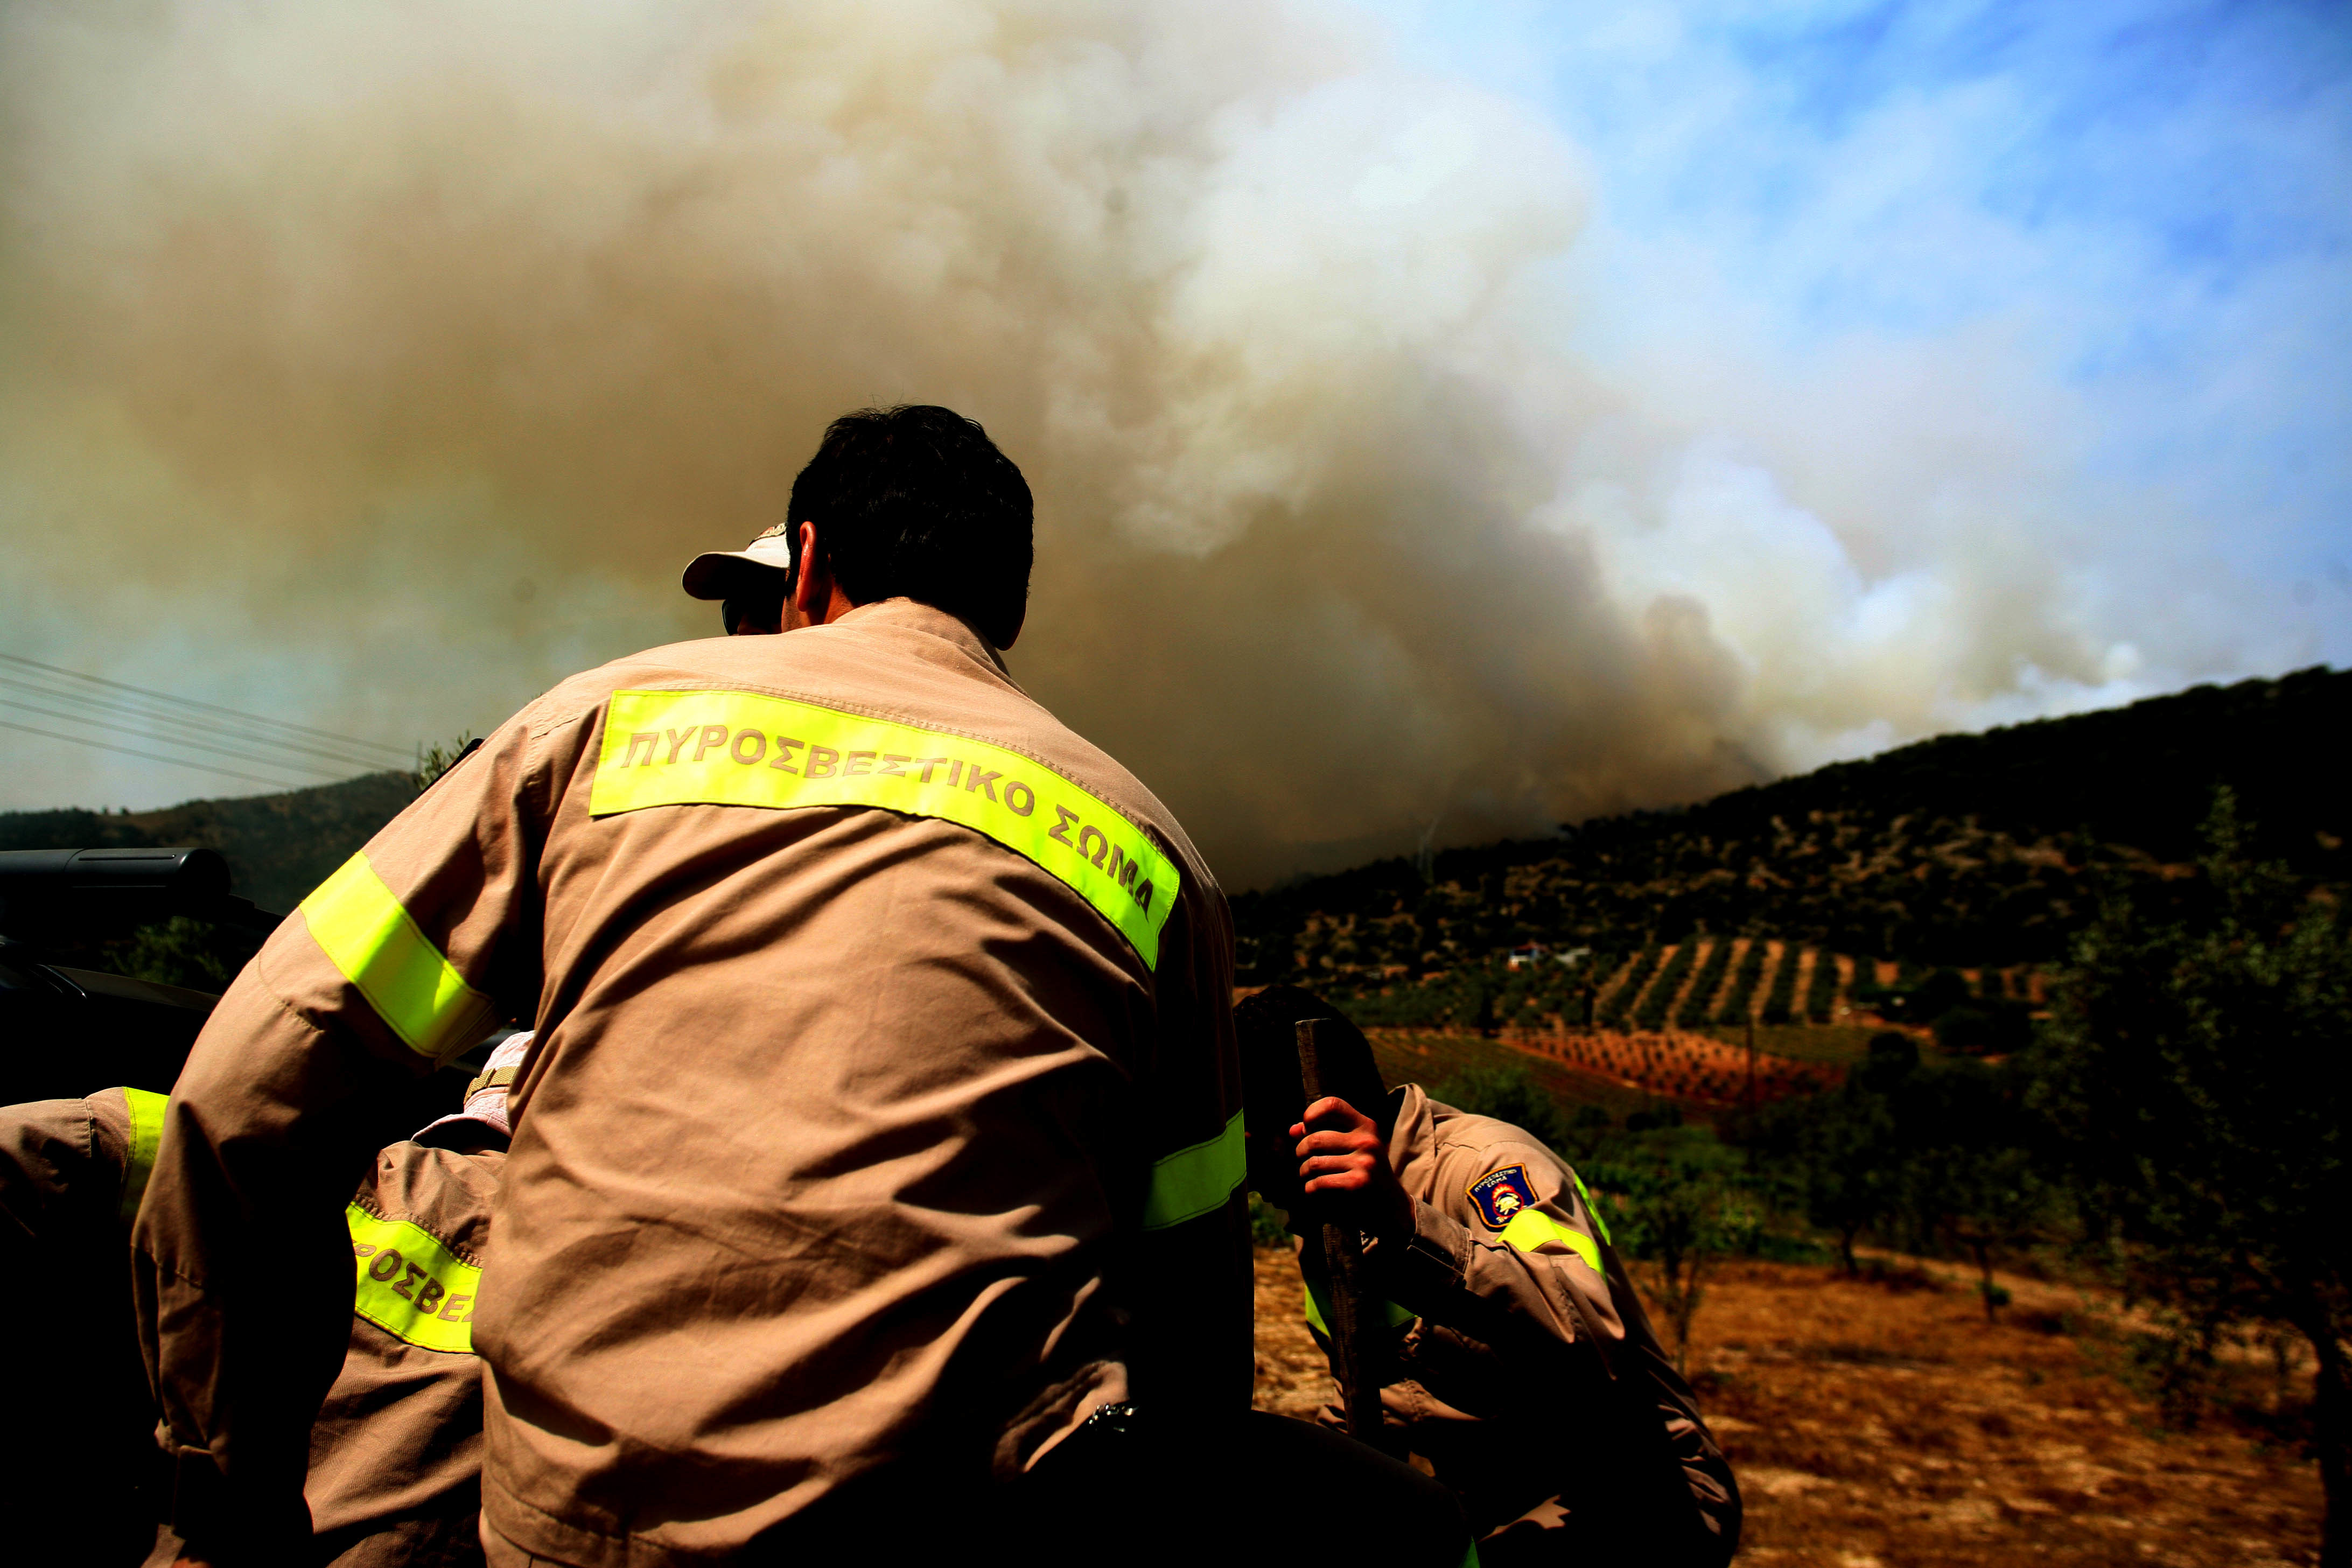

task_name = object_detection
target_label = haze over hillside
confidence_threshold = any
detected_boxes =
[5,668,2339,986]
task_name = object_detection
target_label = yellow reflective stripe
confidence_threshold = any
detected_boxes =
[1569,1169,1612,1245]
[1303,1277,1418,1338]
[346,1205,481,1354]
[1462,1543,1481,1568]
[1140,1109,1244,1230]
[1498,1207,1602,1273]
[588,690,1179,970]
[119,1087,166,1224]
[301,853,494,1061]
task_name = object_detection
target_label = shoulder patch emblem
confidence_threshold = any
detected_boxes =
[1466,1164,1538,1230]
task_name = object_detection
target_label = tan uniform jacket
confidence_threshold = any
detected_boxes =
[1311,1087,1740,1567]
[145,1132,505,1568]
[133,599,1244,1566]
[1,1089,160,1565]
[1,1086,138,1250]
[311,1135,504,1565]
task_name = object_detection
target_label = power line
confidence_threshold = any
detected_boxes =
[0,652,412,766]
[0,717,324,791]
[0,650,425,798]
[0,692,349,781]
[0,672,399,774]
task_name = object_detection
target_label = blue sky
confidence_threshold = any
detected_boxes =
[1373,0,2351,641]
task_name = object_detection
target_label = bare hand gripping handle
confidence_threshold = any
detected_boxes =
[1297,1016,1383,1445]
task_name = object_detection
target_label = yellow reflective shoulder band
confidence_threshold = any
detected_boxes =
[1497,1207,1603,1274]
[588,690,1180,970]
[1569,1169,1612,1245]
[346,1205,482,1354]
[118,1087,166,1224]
[301,852,495,1061]
[1303,1277,1418,1338]
[1140,1109,1244,1230]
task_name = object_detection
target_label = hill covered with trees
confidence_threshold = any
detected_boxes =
[0,772,416,915]
[1233,666,2349,987]
[7,667,2343,992]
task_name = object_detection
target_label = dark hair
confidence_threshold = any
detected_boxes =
[786,405,1033,647]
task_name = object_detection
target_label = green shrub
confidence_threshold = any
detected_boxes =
[1430,1064,1574,1152]
[1247,1192,1292,1248]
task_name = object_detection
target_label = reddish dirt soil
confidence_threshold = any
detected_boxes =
[1510,1026,1842,1105]
[1250,1248,2324,1566]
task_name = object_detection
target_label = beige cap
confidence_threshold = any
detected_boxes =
[681,522,796,601]
[416,1029,535,1142]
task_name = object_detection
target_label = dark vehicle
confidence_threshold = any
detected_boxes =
[0,846,483,1121]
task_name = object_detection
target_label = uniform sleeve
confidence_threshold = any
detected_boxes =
[1366,1143,1624,1384]
[1,1095,164,1564]
[129,712,561,1558]
[1368,1147,1741,1568]
[0,1096,117,1255]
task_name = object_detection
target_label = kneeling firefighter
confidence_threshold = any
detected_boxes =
[1236,986,1742,1568]
[1,1029,527,1566]
[148,1030,535,1567]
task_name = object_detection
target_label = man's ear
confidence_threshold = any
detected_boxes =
[789,521,824,618]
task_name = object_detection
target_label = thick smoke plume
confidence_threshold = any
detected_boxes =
[0,1,2156,884]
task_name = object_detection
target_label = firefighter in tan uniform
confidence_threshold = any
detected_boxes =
[134,407,1465,1567]
[2,1085,170,1564]
[299,1032,521,1567]
[1237,988,1742,1567]
[146,1031,534,1567]
[4,1039,520,1567]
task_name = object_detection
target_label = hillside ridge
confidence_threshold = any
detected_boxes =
[0,772,416,914]
[1234,666,2349,984]
[4,667,2342,968]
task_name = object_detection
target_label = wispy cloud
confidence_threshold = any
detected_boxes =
[1360,0,2349,768]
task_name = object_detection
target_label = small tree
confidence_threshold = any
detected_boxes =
[412,731,478,792]
[1594,1126,1739,1370]
[1942,1142,2048,1320]
[2034,794,2350,1565]
[1776,1036,1912,1273]
[1879,1053,2050,1315]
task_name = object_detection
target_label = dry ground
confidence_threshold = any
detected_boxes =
[1250,1248,2323,1566]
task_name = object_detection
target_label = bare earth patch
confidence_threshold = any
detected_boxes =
[1251,1242,1336,1422]
[1250,1249,2322,1565]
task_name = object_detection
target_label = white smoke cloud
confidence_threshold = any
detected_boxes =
[0,0,2318,881]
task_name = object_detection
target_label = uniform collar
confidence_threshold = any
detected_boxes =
[829,598,1017,681]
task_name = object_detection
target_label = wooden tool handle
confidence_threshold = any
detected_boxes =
[1297,1017,1383,1445]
